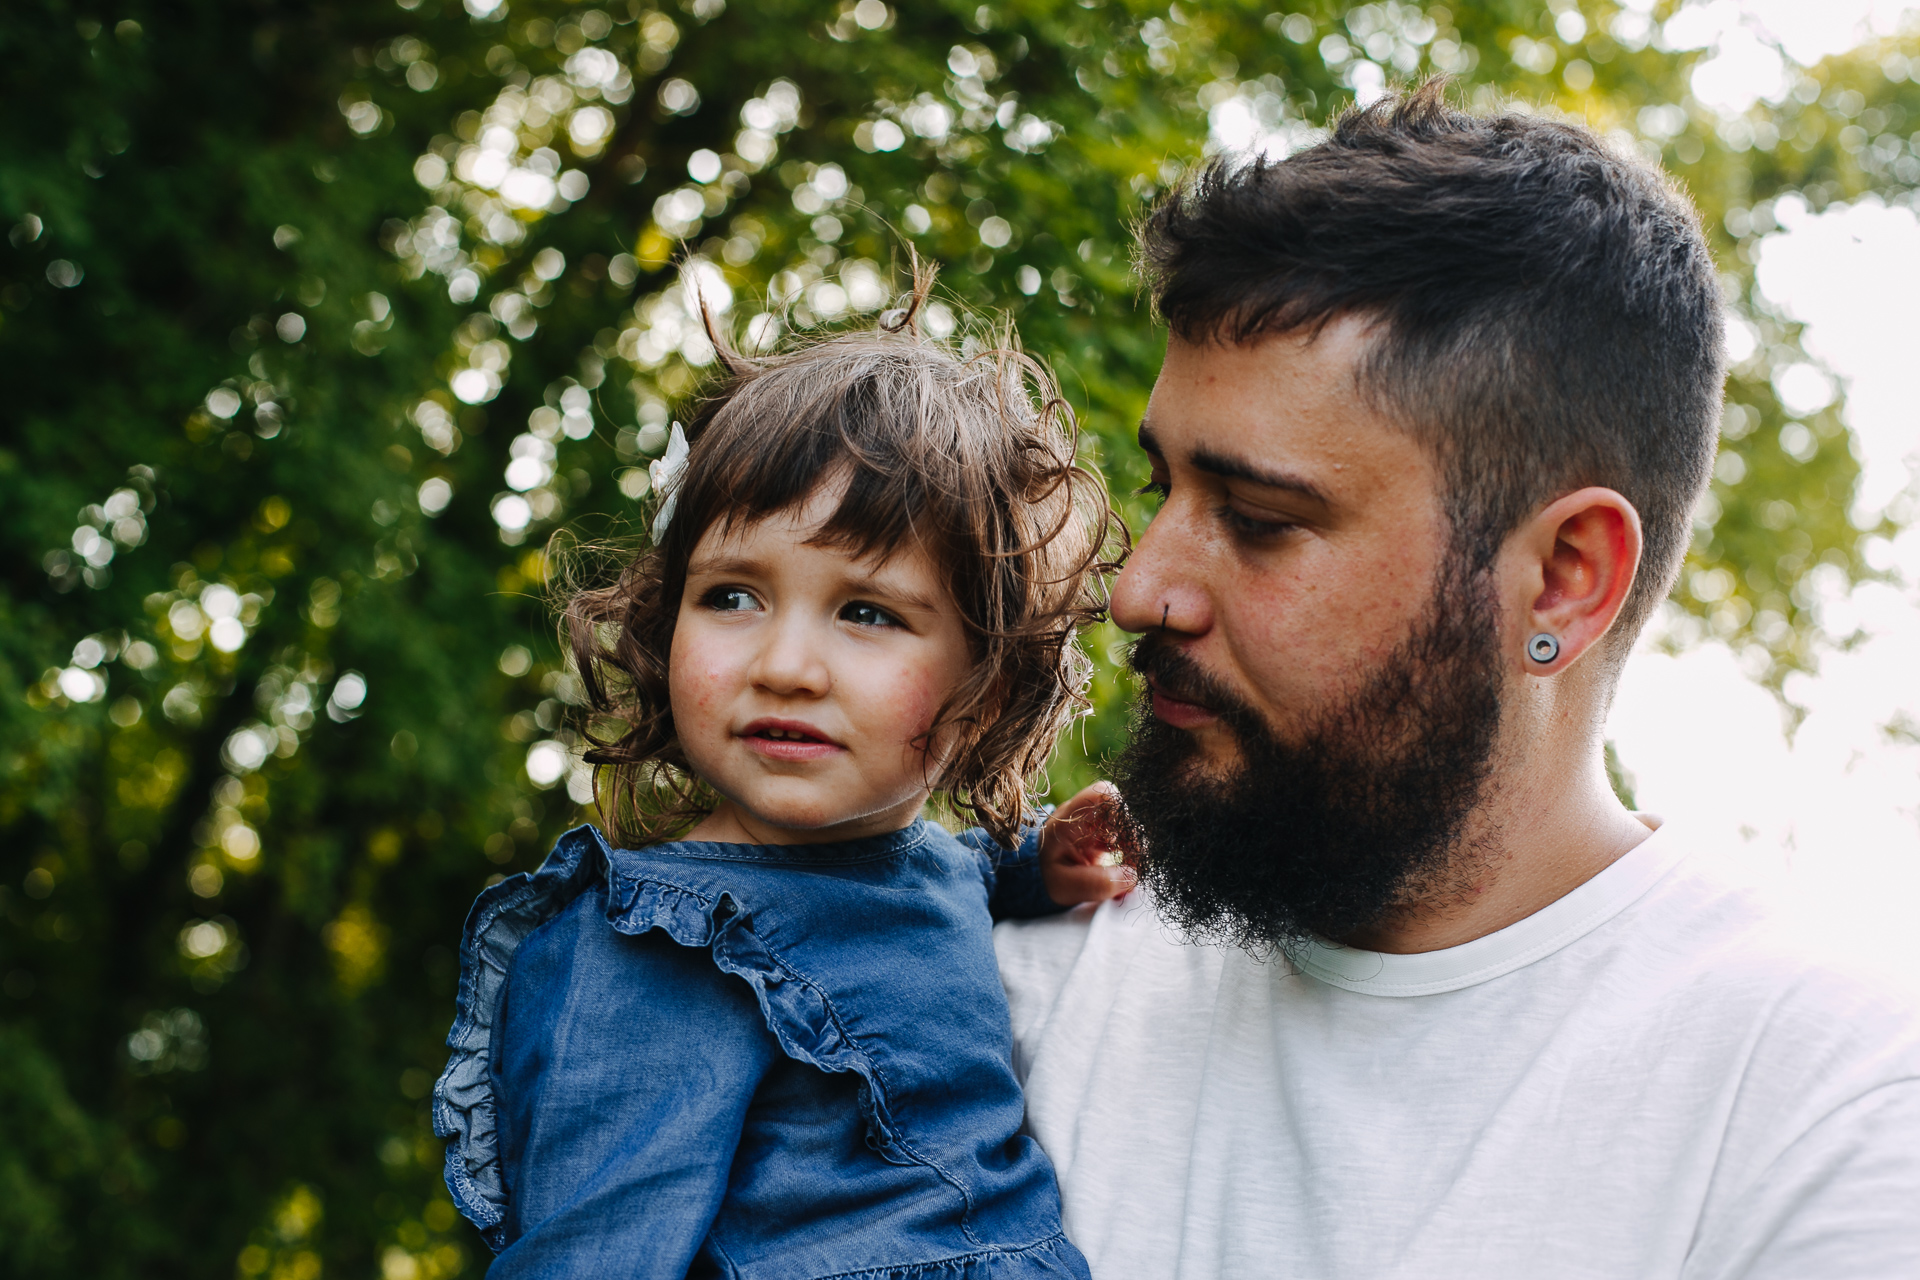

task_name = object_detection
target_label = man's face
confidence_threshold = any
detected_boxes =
[1115,320,1454,763]
[1110,320,1506,948]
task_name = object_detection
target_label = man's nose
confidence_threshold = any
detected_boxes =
[1112,505,1211,637]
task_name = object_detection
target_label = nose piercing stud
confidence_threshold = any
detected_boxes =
[1527,633,1561,664]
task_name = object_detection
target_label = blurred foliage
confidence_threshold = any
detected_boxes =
[1,0,1910,1274]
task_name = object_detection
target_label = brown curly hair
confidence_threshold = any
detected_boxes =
[564,268,1126,849]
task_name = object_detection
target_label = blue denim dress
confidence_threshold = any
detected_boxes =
[433,819,1089,1279]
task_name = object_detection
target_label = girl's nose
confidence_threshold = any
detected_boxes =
[746,613,832,697]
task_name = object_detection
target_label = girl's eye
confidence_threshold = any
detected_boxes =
[704,587,760,612]
[841,601,902,629]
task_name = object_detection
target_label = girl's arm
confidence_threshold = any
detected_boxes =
[961,783,1136,920]
[1036,782,1137,907]
[958,806,1061,920]
[485,902,780,1277]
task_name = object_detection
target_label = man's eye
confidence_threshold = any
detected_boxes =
[841,601,901,628]
[704,587,759,612]
[1135,479,1171,501]
[1218,506,1296,540]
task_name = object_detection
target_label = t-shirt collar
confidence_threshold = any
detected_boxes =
[1282,816,1687,997]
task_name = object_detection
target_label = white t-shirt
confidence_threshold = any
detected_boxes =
[994,820,1920,1279]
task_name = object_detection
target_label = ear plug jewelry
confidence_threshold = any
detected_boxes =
[1527,633,1561,664]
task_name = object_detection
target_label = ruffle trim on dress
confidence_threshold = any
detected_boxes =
[432,823,609,1251]
[433,823,956,1253]
[601,851,924,1172]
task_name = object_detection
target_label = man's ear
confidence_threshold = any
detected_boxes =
[1498,487,1643,677]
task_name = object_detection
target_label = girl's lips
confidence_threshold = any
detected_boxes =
[1149,683,1220,730]
[744,735,842,761]
[739,718,844,762]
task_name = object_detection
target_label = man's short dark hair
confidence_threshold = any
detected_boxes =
[1140,80,1724,650]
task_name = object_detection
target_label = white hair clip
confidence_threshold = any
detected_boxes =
[649,422,690,543]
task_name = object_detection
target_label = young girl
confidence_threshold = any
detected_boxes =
[434,274,1132,1278]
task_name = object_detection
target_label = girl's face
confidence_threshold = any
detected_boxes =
[670,483,975,845]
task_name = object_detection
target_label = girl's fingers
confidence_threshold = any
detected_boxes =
[1043,860,1138,906]
[1059,834,1128,867]
[1042,781,1138,889]
[1053,780,1119,822]
[1050,783,1124,845]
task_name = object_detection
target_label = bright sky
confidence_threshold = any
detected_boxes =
[1672,0,1919,110]
[1607,1,1920,950]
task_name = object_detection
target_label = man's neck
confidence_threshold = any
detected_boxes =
[1339,739,1654,955]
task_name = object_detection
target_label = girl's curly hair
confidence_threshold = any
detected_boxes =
[564,263,1127,849]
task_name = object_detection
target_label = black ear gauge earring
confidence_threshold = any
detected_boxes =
[1527,633,1561,664]
[1160,604,1170,631]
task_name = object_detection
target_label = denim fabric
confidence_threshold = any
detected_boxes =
[433,819,1087,1280]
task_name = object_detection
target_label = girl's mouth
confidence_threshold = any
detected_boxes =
[741,719,842,761]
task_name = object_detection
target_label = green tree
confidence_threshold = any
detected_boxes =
[1,1,1901,1274]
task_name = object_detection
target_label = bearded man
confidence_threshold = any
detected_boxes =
[996,85,1920,1277]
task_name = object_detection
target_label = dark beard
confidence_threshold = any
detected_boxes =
[1113,567,1505,954]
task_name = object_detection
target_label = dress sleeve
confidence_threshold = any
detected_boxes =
[485,890,782,1279]
[956,807,1066,922]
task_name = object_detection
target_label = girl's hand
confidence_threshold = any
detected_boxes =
[1040,781,1138,906]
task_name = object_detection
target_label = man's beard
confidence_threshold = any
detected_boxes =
[1113,566,1505,954]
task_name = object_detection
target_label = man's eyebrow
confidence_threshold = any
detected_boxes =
[1139,420,1331,506]
[1188,448,1332,506]
[1139,424,1330,505]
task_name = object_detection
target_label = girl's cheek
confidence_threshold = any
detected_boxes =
[672,664,724,719]
[875,660,953,748]
[668,646,721,731]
